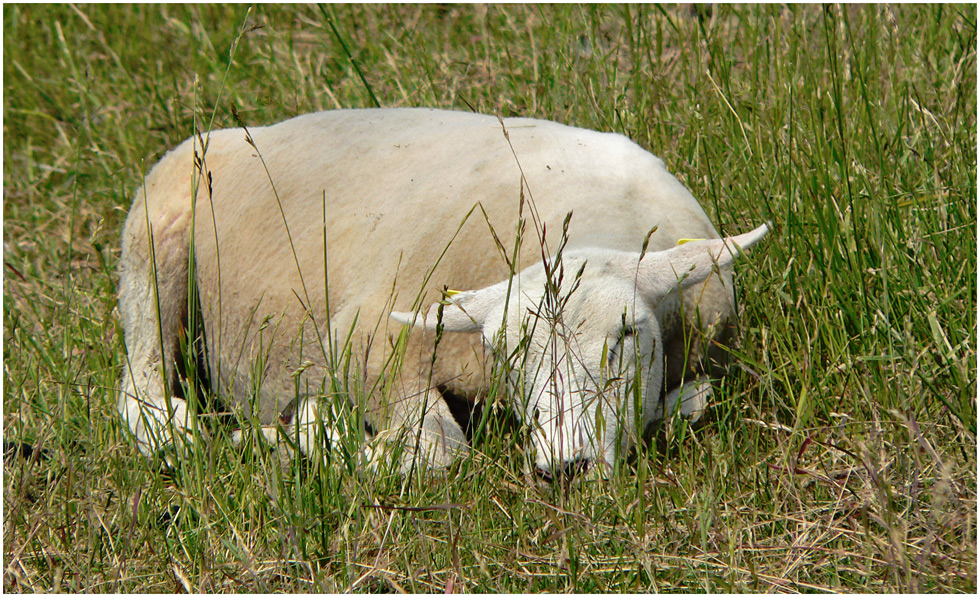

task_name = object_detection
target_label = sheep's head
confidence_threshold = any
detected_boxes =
[392,223,769,478]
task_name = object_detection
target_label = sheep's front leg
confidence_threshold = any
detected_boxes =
[663,376,712,422]
[230,396,374,465]
[268,388,469,473]
[378,385,469,473]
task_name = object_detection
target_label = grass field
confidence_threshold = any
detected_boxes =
[3,4,976,592]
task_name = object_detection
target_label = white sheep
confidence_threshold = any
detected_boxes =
[117,108,767,478]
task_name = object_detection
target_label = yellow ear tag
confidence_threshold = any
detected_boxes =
[676,238,706,245]
[438,288,463,305]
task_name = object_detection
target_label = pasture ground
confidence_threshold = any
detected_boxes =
[3,4,976,592]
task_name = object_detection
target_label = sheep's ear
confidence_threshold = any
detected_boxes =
[390,282,508,333]
[636,223,769,301]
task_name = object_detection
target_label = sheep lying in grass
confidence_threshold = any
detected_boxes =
[117,108,767,478]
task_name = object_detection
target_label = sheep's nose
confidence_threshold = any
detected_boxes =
[535,457,591,483]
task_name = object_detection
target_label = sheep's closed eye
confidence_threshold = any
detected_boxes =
[607,325,640,367]
[615,325,639,346]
